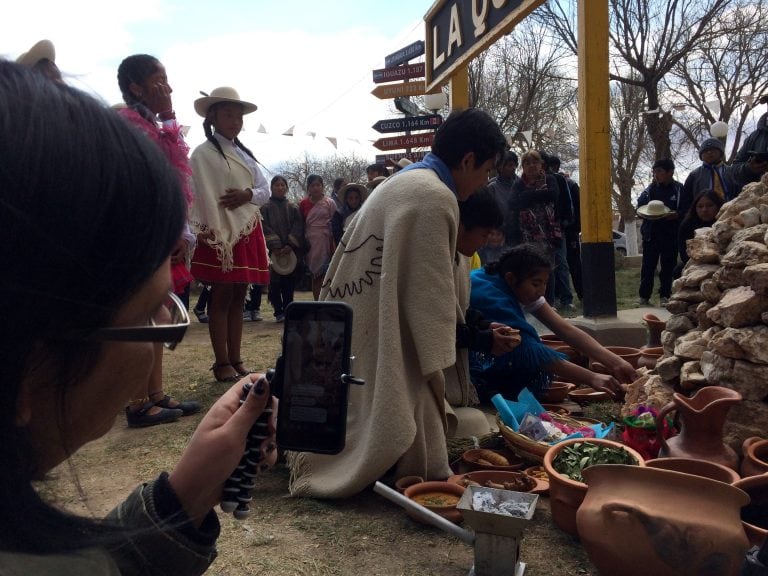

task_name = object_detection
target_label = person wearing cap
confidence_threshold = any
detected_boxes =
[733,94,768,186]
[116,54,201,427]
[288,108,507,499]
[331,182,366,243]
[261,175,304,322]
[189,86,270,383]
[684,136,766,208]
[636,158,683,306]
[16,39,63,84]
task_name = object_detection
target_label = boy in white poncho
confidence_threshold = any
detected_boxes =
[288,109,507,498]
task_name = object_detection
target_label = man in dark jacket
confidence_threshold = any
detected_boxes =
[636,158,683,306]
[488,150,518,245]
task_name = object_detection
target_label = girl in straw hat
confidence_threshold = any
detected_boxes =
[189,86,270,383]
[116,54,201,427]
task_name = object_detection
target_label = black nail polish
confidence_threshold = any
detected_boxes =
[252,377,266,396]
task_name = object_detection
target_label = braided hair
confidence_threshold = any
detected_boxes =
[203,102,258,165]
[116,54,161,124]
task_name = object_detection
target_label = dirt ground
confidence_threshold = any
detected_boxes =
[46,295,597,575]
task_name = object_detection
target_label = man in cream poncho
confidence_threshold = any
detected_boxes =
[288,109,507,498]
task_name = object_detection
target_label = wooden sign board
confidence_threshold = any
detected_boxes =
[372,114,442,134]
[385,40,425,68]
[373,133,435,151]
[424,0,545,90]
[372,62,425,84]
[375,151,428,164]
[371,81,442,100]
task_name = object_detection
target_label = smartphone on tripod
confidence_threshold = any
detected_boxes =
[274,301,355,454]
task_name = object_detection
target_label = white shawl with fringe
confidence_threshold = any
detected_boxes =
[189,139,261,272]
[288,169,458,498]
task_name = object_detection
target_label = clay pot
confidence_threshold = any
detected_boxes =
[577,465,750,575]
[567,387,612,406]
[638,346,664,370]
[394,475,424,493]
[734,474,768,546]
[604,346,642,368]
[461,448,523,472]
[642,313,666,349]
[741,437,768,478]
[537,381,575,403]
[645,457,741,484]
[447,470,545,494]
[403,481,465,525]
[656,386,742,471]
[543,438,645,535]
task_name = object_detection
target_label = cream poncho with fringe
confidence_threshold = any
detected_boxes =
[188,139,260,271]
[288,168,458,498]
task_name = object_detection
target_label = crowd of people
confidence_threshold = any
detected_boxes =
[5,36,768,574]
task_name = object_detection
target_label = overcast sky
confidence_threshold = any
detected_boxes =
[3,0,430,171]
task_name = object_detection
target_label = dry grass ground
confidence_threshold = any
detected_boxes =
[42,273,649,574]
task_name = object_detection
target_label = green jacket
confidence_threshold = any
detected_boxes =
[0,476,218,576]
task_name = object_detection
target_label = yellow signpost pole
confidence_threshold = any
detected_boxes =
[578,0,617,317]
[448,64,469,109]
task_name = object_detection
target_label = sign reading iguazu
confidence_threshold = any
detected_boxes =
[424,0,545,90]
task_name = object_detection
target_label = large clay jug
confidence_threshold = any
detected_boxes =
[655,386,742,471]
[741,437,768,478]
[577,464,750,576]
[642,313,666,349]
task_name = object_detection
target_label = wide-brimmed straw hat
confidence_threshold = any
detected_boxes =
[16,39,55,67]
[366,175,387,192]
[194,87,257,117]
[338,182,367,205]
[637,199,673,219]
[270,250,298,275]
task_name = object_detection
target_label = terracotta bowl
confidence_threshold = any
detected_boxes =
[538,382,575,403]
[461,448,524,472]
[403,481,465,524]
[638,347,664,370]
[523,465,550,495]
[543,438,645,535]
[394,475,424,493]
[733,474,768,546]
[568,388,612,405]
[646,457,741,484]
[604,346,642,368]
[447,470,545,494]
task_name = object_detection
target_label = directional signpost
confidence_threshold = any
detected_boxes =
[384,40,425,68]
[373,133,435,151]
[375,151,428,164]
[372,62,425,84]
[371,81,441,99]
[372,114,442,134]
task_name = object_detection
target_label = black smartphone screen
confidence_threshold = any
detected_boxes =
[276,302,353,454]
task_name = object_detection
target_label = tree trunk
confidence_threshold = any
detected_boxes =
[643,84,673,159]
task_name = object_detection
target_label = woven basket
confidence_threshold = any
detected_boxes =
[497,413,594,464]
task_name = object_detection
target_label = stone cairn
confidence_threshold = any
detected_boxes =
[622,174,768,450]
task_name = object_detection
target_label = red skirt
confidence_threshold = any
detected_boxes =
[191,221,270,284]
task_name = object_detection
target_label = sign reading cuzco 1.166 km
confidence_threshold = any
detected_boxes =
[425,0,545,90]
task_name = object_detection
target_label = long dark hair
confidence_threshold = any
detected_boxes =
[680,189,723,229]
[116,53,161,124]
[0,61,184,553]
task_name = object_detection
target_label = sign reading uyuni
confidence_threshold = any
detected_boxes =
[372,114,443,134]
[371,81,441,100]
[384,40,426,68]
[424,0,545,90]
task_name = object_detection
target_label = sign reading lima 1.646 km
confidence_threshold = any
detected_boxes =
[425,0,545,91]
[372,114,442,134]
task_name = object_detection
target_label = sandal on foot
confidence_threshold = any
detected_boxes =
[153,394,201,416]
[231,360,251,377]
[125,402,182,428]
[211,363,239,383]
